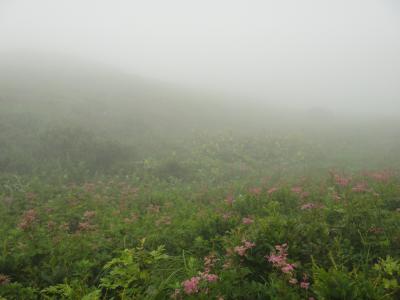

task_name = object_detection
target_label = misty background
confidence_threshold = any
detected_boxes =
[0,0,400,180]
[1,0,399,116]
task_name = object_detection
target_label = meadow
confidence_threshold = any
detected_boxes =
[1,63,400,299]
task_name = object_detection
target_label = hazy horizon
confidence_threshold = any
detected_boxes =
[1,0,399,116]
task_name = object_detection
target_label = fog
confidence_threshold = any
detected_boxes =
[1,0,399,116]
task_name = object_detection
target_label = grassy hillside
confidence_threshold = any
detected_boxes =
[1,56,400,299]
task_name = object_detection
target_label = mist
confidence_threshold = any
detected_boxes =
[1,0,399,116]
[1,1,400,299]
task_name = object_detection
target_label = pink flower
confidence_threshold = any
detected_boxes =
[300,281,310,289]
[222,213,232,220]
[267,253,285,265]
[366,170,392,183]
[268,187,278,195]
[301,203,316,210]
[18,209,37,230]
[83,210,96,219]
[225,194,234,205]
[289,278,298,285]
[244,241,256,249]
[300,203,324,210]
[234,240,256,256]
[281,263,295,273]
[300,273,310,289]
[203,273,219,282]
[249,187,262,196]
[242,217,254,225]
[291,186,303,194]
[183,276,200,295]
[352,182,370,193]
[334,174,351,187]
[234,246,247,256]
[300,191,310,199]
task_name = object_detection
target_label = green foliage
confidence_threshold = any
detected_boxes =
[99,240,168,298]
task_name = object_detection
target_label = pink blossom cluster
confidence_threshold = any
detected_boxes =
[83,182,96,192]
[18,209,37,230]
[182,276,201,295]
[266,244,295,274]
[300,203,324,210]
[292,187,310,199]
[365,170,392,183]
[203,254,218,273]
[352,182,371,193]
[249,187,262,196]
[0,274,11,286]
[225,194,234,206]
[83,210,96,219]
[300,273,310,289]
[180,272,219,296]
[77,221,96,232]
[267,187,278,195]
[222,212,232,220]
[334,174,351,187]
[291,186,303,194]
[266,244,311,289]
[147,204,161,214]
[155,216,172,226]
[234,240,256,256]
[174,254,220,297]
[124,212,139,224]
[242,217,254,225]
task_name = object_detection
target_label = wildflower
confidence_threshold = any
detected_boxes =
[352,182,370,193]
[222,212,232,220]
[234,246,247,256]
[225,194,234,205]
[301,203,324,210]
[203,273,218,282]
[332,191,341,202]
[268,187,278,195]
[300,191,310,199]
[300,203,316,210]
[77,221,95,232]
[83,210,96,219]
[83,183,96,192]
[183,276,200,295]
[170,288,181,299]
[334,174,350,187]
[124,213,138,224]
[366,170,392,183]
[300,281,310,289]
[222,259,233,269]
[291,186,303,194]
[147,204,161,214]
[368,227,384,234]
[0,274,10,286]
[18,209,37,230]
[244,241,256,248]
[300,273,310,289]
[203,254,218,273]
[25,192,37,202]
[249,187,262,196]
[47,221,56,231]
[266,243,301,285]
[155,216,172,226]
[242,217,254,225]
[234,240,256,256]
[267,253,285,265]
[281,263,295,274]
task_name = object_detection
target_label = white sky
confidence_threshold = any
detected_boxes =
[0,0,399,113]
